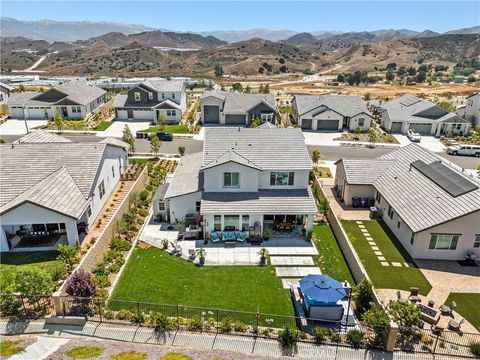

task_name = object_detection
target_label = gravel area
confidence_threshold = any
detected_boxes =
[1,335,37,359]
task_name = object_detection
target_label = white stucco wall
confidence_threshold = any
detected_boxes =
[258,170,309,189]
[349,113,372,132]
[167,191,201,223]
[200,96,224,124]
[203,163,260,192]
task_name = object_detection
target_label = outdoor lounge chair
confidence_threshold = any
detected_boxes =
[236,231,247,243]
[439,301,456,315]
[169,241,182,254]
[448,318,465,332]
[396,290,408,303]
[210,231,221,243]
[222,231,235,241]
[408,287,422,303]
[188,249,196,260]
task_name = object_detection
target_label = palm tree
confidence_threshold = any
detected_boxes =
[312,149,321,167]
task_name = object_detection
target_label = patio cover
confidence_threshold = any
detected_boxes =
[300,275,347,308]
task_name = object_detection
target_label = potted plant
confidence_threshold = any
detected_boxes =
[278,326,300,356]
[257,248,269,265]
[263,227,272,241]
[197,248,206,265]
[161,238,169,250]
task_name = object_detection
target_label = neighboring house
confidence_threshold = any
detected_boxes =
[200,90,278,126]
[0,83,14,104]
[113,80,186,123]
[458,93,480,126]
[7,81,107,120]
[335,144,480,260]
[291,95,373,132]
[381,94,471,136]
[0,130,129,252]
[154,128,317,238]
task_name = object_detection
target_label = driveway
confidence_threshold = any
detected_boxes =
[0,119,49,136]
[394,135,446,153]
[302,131,342,147]
[97,120,151,138]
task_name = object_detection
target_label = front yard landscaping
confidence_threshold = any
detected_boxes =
[140,124,189,134]
[342,220,431,295]
[445,293,480,332]
[311,224,355,286]
[110,247,294,316]
[93,121,113,131]
[335,130,399,144]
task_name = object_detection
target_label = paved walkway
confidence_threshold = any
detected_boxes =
[0,119,49,135]
[10,336,69,360]
[0,320,465,360]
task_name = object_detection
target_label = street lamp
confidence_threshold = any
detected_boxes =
[343,280,353,328]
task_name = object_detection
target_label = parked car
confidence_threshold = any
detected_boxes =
[446,144,480,157]
[407,129,421,142]
[156,132,173,141]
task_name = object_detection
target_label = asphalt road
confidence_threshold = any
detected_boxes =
[2,134,478,169]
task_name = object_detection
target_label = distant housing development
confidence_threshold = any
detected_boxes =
[381,94,471,135]
[0,131,129,252]
[291,95,373,131]
[200,90,278,126]
[113,79,186,122]
[335,144,480,261]
[8,81,107,120]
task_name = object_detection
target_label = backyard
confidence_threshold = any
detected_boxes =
[311,224,355,286]
[445,293,480,332]
[341,220,431,295]
[110,246,294,316]
[0,251,62,291]
[140,124,189,134]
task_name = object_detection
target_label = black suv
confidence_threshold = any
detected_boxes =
[156,132,173,141]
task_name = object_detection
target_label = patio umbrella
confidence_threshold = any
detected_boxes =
[299,274,347,306]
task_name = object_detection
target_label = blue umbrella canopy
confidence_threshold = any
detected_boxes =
[299,275,347,306]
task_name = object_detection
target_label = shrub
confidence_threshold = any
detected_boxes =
[388,301,422,329]
[57,244,79,270]
[103,250,123,264]
[353,279,374,314]
[50,262,67,281]
[160,354,192,360]
[136,218,145,225]
[0,290,21,316]
[65,346,104,359]
[362,306,390,343]
[139,190,149,201]
[92,263,108,276]
[346,329,365,347]
[187,317,203,331]
[220,317,233,332]
[112,352,147,360]
[469,341,480,357]
[110,237,131,252]
[330,333,342,343]
[65,269,97,298]
[131,311,145,324]
[107,262,121,274]
[137,208,149,217]
[92,274,110,289]
[233,321,247,333]
[278,326,300,350]
[150,312,174,332]
[14,267,54,302]
[104,309,115,319]
[313,327,329,344]
[115,309,133,321]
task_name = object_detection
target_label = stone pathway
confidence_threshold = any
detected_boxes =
[281,278,301,289]
[270,256,315,266]
[10,336,70,360]
[275,266,322,277]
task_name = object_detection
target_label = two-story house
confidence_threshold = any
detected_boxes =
[8,81,107,120]
[200,90,278,126]
[113,80,186,123]
[0,130,129,252]
[154,127,317,239]
[458,93,480,126]
[291,95,373,132]
[0,82,14,105]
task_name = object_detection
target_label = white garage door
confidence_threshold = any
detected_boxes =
[132,110,153,121]
[27,108,47,119]
[9,107,24,119]
[408,123,432,135]
[116,110,128,120]
[316,119,339,130]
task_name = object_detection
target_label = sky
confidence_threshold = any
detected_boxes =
[1,1,479,33]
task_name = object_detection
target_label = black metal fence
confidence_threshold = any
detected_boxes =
[2,294,480,358]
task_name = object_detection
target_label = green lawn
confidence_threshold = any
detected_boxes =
[0,251,61,291]
[311,224,355,286]
[93,121,113,131]
[140,124,189,134]
[341,220,431,295]
[111,247,294,316]
[445,293,480,332]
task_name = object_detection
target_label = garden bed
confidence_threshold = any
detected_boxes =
[335,131,399,144]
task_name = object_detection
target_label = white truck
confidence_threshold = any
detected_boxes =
[446,144,480,157]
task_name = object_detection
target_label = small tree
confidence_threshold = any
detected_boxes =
[362,306,390,344]
[388,301,422,329]
[178,146,186,157]
[65,269,97,298]
[54,109,64,131]
[214,63,223,78]
[278,326,300,353]
[318,199,330,222]
[311,149,321,166]
[14,268,54,303]
[354,125,361,134]
[57,244,79,271]
[157,112,166,130]
[250,116,261,128]
[352,278,374,315]
[367,126,377,146]
[122,125,135,153]
[150,135,162,158]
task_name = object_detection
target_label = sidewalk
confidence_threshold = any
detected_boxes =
[0,319,462,360]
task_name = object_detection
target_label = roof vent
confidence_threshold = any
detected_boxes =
[11,144,14,149]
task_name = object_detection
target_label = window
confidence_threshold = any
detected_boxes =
[162,93,165,99]
[72,107,77,113]
[358,118,365,127]
[158,202,166,211]
[375,191,382,203]
[429,234,459,250]
[172,93,175,99]
[261,113,274,123]
[214,215,221,231]
[270,172,294,186]
[134,92,141,101]
[167,109,176,117]
[223,172,240,187]
[196,201,201,212]
[388,205,394,219]
[474,234,480,248]
[242,215,250,231]
[410,233,414,245]
[112,166,115,178]
[224,215,239,230]
[148,92,153,100]
[87,206,92,217]
[397,221,401,228]
[98,180,105,199]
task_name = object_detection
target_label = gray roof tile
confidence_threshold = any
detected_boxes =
[201,90,276,114]
[294,95,371,117]
[14,130,73,144]
[164,152,203,198]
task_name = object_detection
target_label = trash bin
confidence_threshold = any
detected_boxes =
[352,197,360,208]
[369,207,378,219]
[360,197,368,208]
[368,197,375,207]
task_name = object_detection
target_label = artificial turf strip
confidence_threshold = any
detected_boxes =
[111,247,294,316]
[341,220,432,295]
[445,292,480,332]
